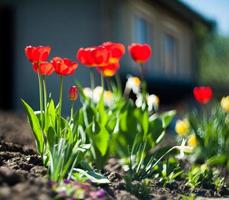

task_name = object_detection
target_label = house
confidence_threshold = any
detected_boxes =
[0,0,214,111]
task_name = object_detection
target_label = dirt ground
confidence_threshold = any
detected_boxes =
[0,111,229,200]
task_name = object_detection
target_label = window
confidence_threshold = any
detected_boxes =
[133,16,148,43]
[163,33,178,75]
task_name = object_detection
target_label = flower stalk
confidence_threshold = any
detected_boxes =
[38,74,44,128]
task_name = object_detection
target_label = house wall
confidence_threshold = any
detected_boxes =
[0,0,200,111]
[116,0,195,82]
[12,0,108,112]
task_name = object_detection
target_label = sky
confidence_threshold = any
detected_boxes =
[181,0,229,35]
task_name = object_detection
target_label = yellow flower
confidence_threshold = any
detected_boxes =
[221,96,229,112]
[175,119,190,136]
[188,134,198,148]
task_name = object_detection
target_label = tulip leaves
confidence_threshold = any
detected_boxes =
[21,99,44,154]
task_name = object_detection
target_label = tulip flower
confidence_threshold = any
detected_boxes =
[25,45,51,63]
[69,85,78,122]
[128,43,151,64]
[51,57,78,76]
[221,96,229,112]
[25,45,53,129]
[92,45,109,66]
[77,46,109,67]
[51,57,78,130]
[193,86,213,104]
[97,62,120,77]
[77,47,95,66]
[102,42,125,63]
[69,85,78,102]
[32,61,54,76]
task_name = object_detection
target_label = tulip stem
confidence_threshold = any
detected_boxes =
[105,78,111,91]
[139,63,144,81]
[90,69,95,103]
[42,76,47,111]
[58,76,64,133]
[38,74,44,128]
[70,102,74,122]
[115,73,122,96]
[101,73,104,89]
[100,74,105,102]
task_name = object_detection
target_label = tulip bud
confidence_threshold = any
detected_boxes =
[69,85,78,101]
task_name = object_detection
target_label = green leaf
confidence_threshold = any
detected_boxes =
[73,168,110,184]
[160,110,176,128]
[206,155,226,166]
[47,99,56,127]
[47,127,56,149]
[149,116,164,142]
[21,99,44,154]
[94,128,110,156]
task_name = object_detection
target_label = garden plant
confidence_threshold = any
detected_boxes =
[20,42,229,199]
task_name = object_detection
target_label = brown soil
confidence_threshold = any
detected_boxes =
[0,111,229,200]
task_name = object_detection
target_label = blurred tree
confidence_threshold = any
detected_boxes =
[195,23,229,86]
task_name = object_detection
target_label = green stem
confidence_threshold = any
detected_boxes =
[136,139,147,174]
[38,74,44,128]
[101,73,104,89]
[58,76,64,133]
[139,63,144,81]
[42,76,47,111]
[106,78,112,91]
[144,146,177,177]
[58,76,64,116]
[70,102,74,122]
[101,73,105,100]
[90,69,95,103]
[115,73,122,94]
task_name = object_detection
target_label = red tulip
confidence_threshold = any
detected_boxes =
[193,86,213,104]
[128,43,151,64]
[77,46,109,67]
[97,62,120,77]
[77,47,95,66]
[69,85,78,101]
[102,42,125,63]
[32,61,54,76]
[91,45,109,66]
[51,57,78,76]
[25,45,51,63]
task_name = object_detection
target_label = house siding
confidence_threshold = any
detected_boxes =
[0,0,209,110]
[116,0,195,82]
[13,0,106,112]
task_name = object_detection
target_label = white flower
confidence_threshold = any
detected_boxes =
[135,93,159,111]
[83,86,114,107]
[126,76,141,94]
[92,86,103,103]
[83,87,93,99]
[147,94,159,111]
[175,139,193,160]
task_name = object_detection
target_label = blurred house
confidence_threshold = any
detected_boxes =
[0,0,214,111]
